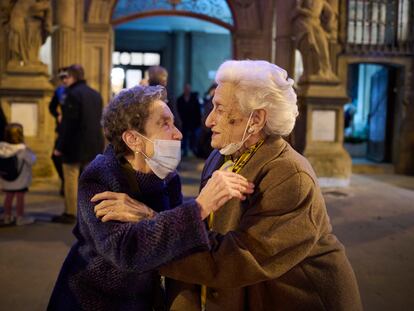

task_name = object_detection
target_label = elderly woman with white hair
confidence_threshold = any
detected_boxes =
[95,60,362,311]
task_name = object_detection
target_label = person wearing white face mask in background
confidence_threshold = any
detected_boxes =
[94,60,362,311]
[48,85,254,311]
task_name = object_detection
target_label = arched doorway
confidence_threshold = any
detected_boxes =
[109,0,235,99]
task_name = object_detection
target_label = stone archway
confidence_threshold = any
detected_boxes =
[77,0,275,104]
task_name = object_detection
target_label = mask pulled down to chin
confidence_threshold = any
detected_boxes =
[219,111,254,156]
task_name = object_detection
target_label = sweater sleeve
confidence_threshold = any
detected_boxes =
[78,178,210,273]
[159,172,321,288]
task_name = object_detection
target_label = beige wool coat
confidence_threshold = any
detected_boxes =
[160,136,362,311]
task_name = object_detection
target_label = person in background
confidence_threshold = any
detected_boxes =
[0,123,36,226]
[52,64,104,224]
[176,83,201,157]
[48,85,253,310]
[196,83,217,159]
[147,65,182,130]
[49,67,68,196]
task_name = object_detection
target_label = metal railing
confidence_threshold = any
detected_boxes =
[344,0,413,55]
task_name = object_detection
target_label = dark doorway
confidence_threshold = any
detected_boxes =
[344,63,397,163]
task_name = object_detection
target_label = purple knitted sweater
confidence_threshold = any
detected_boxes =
[48,145,209,311]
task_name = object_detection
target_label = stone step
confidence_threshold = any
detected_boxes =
[352,158,394,174]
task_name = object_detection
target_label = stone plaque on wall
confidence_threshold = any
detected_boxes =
[312,110,336,142]
[11,102,38,136]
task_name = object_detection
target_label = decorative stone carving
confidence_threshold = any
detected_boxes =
[292,0,338,83]
[4,0,51,70]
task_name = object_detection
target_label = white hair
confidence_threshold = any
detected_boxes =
[215,60,298,136]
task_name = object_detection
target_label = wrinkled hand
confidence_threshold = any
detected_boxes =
[196,171,254,220]
[91,191,155,223]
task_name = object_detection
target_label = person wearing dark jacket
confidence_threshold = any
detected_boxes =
[52,64,104,224]
[148,65,182,130]
[47,85,253,310]
[176,84,201,157]
[49,67,68,196]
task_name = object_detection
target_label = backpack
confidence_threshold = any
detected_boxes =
[0,155,23,181]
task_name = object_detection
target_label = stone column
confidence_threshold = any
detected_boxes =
[173,31,186,99]
[82,23,113,105]
[52,0,77,72]
[396,60,414,174]
[274,0,296,75]
[296,82,351,187]
[0,20,8,74]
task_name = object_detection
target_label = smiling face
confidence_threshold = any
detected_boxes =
[205,82,251,150]
[142,100,182,157]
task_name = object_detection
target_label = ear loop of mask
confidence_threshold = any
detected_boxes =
[241,111,254,143]
[133,131,179,170]
[133,131,153,160]
[219,111,255,156]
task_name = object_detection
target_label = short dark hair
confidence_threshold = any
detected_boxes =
[101,85,167,156]
[67,64,85,81]
[148,66,168,87]
[4,123,24,144]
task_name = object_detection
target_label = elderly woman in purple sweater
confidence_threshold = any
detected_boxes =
[48,85,253,311]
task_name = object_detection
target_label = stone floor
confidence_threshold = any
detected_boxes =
[0,157,414,311]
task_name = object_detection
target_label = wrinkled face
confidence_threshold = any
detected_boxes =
[142,100,182,157]
[205,82,250,150]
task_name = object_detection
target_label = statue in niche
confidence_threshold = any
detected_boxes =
[292,0,338,83]
[4,0,51,68]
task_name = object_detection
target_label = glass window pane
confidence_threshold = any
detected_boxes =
[120,52,131,65]
[356,1,364,20]
[126,69,142,89]
[294,49,303,84]
[130,52,143,65]
[398,0,409,41]
[143,53,160,66]
[111,67,125,94]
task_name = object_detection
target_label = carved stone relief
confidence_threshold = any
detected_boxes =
[291,0,338,83]
[3,0,52,70]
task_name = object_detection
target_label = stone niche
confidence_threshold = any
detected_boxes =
[0,68,55,178]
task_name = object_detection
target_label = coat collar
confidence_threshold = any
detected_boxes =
[97,144,132,195]
[239,135,286,183]
[201,135,287,186]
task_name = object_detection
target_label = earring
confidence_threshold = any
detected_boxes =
[248,127,254,133]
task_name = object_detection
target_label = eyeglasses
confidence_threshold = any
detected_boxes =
[59,75,68,80]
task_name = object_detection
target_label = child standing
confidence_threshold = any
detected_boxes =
[0,123,36,226]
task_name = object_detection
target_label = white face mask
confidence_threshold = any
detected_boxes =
[219,112,254,156]
[136,133,181,179]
